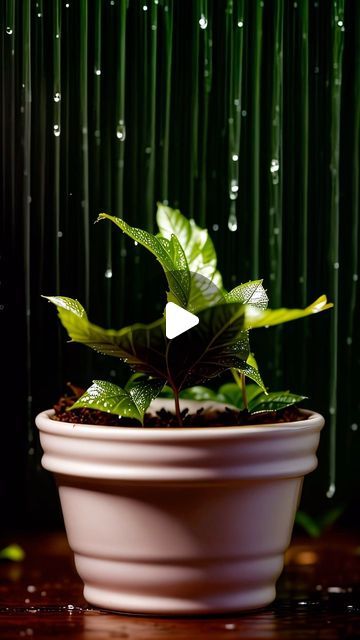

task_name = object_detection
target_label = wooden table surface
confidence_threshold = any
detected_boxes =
[0,531,359,639]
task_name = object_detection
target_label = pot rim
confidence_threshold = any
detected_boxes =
[36,408,324,442]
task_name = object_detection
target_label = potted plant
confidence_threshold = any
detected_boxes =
[36,204,331,615]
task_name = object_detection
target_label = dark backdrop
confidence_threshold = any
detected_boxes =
[0,0,359,531]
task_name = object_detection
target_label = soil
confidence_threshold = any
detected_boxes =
[51,384,307,428]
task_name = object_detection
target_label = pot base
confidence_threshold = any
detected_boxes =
[83,584,276,616]
[75,551,282,615]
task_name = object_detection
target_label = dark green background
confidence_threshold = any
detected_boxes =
[0,0,359,530]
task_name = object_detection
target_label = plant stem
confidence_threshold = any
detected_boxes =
[241,373,248,411]
[232,369,248,411]
[165,341,183,426]
[173,388,183,427]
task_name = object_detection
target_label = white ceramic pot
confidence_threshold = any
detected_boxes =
[36,399,324,615]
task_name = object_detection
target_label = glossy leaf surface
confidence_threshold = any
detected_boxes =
[156,204,224,310]
[70,376,163,424]
[45,296,168,379]
[225,280,268,309]
[98,213,190,308]
[248,391,307,413]
[244,295,332,329]
[45,297,250,389]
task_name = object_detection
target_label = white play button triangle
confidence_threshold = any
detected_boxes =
[165,302,199,339]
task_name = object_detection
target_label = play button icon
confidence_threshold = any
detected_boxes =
[165,302,199,339]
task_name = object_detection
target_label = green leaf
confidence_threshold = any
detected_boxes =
[168,302,249,388]
[217,383,243,407]
[70,376,164,424]
[98,213,191,308]
[159,385,175,398]
[45,297,250,391]
[44,296,168,379]
[156,204,224,311]
[248,391,307,413]
[225,280,268,309]
[295,511,322,538]
[235,361,266,391]
[244,295,333,329]
[0,544,25,562]
[296,506,344,538]
[180,386,220,401]
[218,383,263,410]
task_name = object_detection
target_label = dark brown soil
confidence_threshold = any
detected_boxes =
[51,384,307,428]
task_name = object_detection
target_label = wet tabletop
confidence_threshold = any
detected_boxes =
[0,531,359,639]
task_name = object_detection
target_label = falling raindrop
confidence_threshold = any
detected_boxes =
[241,110,247,117]
[143,5,148,11]
[230,179,239,194]
[326,483,336,499]
[54,92,61,102]
[270,158,279,173]
[228,209,238,232]
[232,154,239,161]
[116,121,126,141]
[104,269,113,279]
[95,68,101,76]
[212,223,219,231]
[237,20,244,28]
[53,124,60,137]
[199,14,208,29]
[6,27,13,35]
[350,423,358,431]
